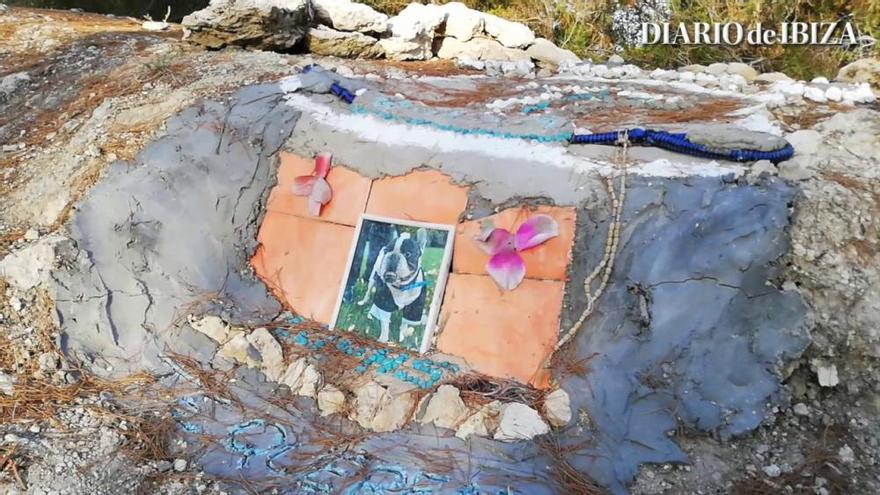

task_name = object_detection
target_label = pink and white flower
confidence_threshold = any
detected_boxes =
[474,214,560,290]
[292,153,333,216]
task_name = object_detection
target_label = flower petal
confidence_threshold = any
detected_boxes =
[515,214,559,251]
[475,228,515,255]
[310,178,332,205]
[292,175,317,196]
[314,153,332,178]
[486,251,526,291]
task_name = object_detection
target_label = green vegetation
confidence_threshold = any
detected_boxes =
[365,0,879,79]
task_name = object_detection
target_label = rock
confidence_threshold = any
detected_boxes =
[763,464,781,477]
[483,59,534,77]
[246,327,284,381]
[217,332,261,368]
[493,403,549,441]
[306,26,384,59]
[455,400,501,439]
[181,0,312,50]
[317,385,346,416]
[727,62,757,81]
[825,86,843,102]
[279,357,322,397]
[482,13,535,49]
[419,385,469,430]
[297,364,322,398]
[755,72,793,84]
[0,236,60,291]
[189,315,231,344]
[804,86,828,103]
[542,388,572,427]
[525,38,579,67]
[23,229,39,241]
[313,0,387,33]
[436,37,529,62]
[607,54,625,66]
[351,381,416,432]
[38,352,59,371]
[0,71,29,103]
[747,160,778,183]
[0,372,15,396]
[811,76,830,84]
[793,402,810,416]
[440,2,484,41]
[173,459,187,472]
[0,3,7,14]
[9,297,22,312]
[838,444,855,464]
[816,362,839,387]
[380,3,446,60]
[836,57,880,87]
[786,130,821,155]
[707,62,728,75]
[777,155,815,181]
[679,64,707,73]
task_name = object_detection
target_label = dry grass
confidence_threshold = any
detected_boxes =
[536,434,604,494]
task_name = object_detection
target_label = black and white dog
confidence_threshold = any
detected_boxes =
[357,228,429,343]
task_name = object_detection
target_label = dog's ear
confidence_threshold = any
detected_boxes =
[416,228,428,251]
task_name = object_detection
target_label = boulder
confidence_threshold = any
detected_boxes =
[351,381,416,432]
[837,57,880,88]
[726,62,758,82]
[182,0,312,50]
[246,328,284,381]
[483,13,535,48]
[0,236,60,291]
[707,62,728,75]
[455,400,501,440]
[313,0,388,34]
[217,332,262,368]
[317,385,346,416]
[542,388,572,427]
[306,26,384,58]
[493,402,549,441]
[525,38,579,67]
[754,72,792,84]
[379,3,447,60]
[189,315,232,344]
[419,385,469,430]
[436,36,529,62]
[439,2,484,41]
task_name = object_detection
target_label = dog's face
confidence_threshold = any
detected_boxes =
[379,228,427,286]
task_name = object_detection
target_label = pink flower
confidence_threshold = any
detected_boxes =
[292,153,332,216]
[474,214,559,290]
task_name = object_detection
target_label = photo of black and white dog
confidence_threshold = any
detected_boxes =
[332,216,454,353]
[357,228,428,344]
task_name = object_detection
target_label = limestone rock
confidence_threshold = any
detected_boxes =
[317,384,346,416]
[483,59,534,77]
[816,362,839,387]
[246,327,284,381]
[542,388,572,427]
[313,0,387,33]
[679,64,707,73]
[298,364,322,398]
[306,26,384,59]
[786,130,821,155]
[483,13,535,49]
[836,58,880,87]
[0,372,15,396]
[455,400,501,440]
[707,62,728,75]
[182,0,312,50]
[189,315,231,344]
[493,402,549,441]
[0,236,61,291]
[777,155,815,181]
[217,332,262,368]
[525,38,579,67]
[727,62,758,82]
[755,72,792,84]
[380,3,447,60]
[351,381,416,432]
[437,36,529,62]
[419,385,469,430]
[439,2,483,41]
[280,357,323,397]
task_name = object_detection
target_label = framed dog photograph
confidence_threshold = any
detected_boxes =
[330,214,455,354]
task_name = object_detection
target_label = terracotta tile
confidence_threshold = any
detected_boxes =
[366,169,468,224]
[453,205,576,281]
[251,212,354,323]
[436,274,563,386]
[266,151,372,226]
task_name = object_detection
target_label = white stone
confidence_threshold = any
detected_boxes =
[482,13,535,49]
[0,372,15,396]
[493,403,549,441]
[542,388,572,427]
[707,62,728,75]
[836,57,880,87]
[825,86,843,102]
[763,464,781,477]
[793,402,810,416]
[838,444,855,464]
[189,315,231,344]
[726,62,757,81]
[307,26,384,58]
[217,332,261,368]
[380,3,446,60]
[811,76,830,84]
[298,364,322,398]
[437,36,529,62]
[313,0,388,33]
[755,72,792,84]
[804,86,827,103]
[440,2,483,41]
[777,155,815,181]
[786,130,821,155]
[246,327,284,381]
[607,54,625,65]
[678,71,695,82]
[419,385,469,430]
[816,363,839,387]
[351,381,415,432]
[280,358,307,390]
[173,459,187,472]
[747,160,778,182]
[317,385,346,416]
[0,236,60,291]
[525,38,578,67]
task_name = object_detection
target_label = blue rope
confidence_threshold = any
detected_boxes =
[323,78,794,164]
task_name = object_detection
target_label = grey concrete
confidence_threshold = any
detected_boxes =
[53,84,301,375]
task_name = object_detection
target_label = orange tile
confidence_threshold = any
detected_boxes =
[436,274,563,386]
[251,212,354,323]
[453,206,576,281]
[366,169,469,224]
[266,151,372,226]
